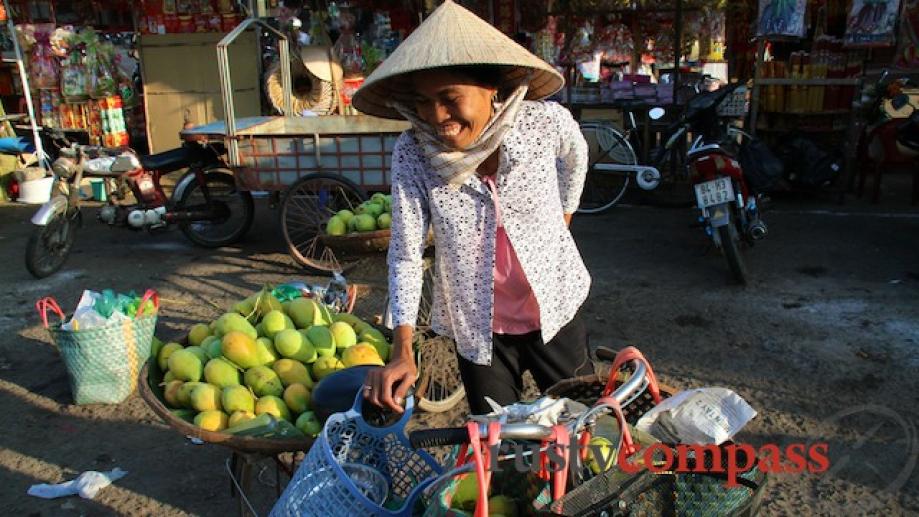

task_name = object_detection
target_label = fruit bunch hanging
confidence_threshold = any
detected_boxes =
[153,287,391,438]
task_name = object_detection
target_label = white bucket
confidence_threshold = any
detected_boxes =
[18,176,54,204]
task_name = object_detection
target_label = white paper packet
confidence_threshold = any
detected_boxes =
[635,387,757,445]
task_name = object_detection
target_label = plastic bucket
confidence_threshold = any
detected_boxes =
[18,176,53,204]
[90,179,107,201]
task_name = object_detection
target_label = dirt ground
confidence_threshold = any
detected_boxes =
[1,176,918,516]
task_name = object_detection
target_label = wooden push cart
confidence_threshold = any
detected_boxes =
[181,17,411,274]
[182,115,409,272]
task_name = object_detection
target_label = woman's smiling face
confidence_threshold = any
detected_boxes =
[411,68,498,150]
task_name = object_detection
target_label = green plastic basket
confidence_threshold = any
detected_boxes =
[36,291,158,405]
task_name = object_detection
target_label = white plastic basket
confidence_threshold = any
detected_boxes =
[18,176,54,204]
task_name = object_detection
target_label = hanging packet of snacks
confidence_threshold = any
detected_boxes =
[113,45,138,108]
[61,52,89,102]
[571,20,601,83]
[534,16,559,66]
[30,31,60,90]
[308,10,333,46]
[86,41,118,99]
[333,5,363,78]
[49,26,75,57]
[596,20,632,67]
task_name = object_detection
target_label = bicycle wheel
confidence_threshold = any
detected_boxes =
[280,173,367,273]
[577,123,637,214]
[416,335,466,413]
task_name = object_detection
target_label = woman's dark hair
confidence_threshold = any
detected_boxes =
[448,64,507,90]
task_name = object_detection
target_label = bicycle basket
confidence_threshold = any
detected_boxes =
[550,447,768,517]
[270,392,443,517]
[546,346,675,425]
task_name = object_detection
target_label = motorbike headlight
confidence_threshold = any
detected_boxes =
[51,156,77,179]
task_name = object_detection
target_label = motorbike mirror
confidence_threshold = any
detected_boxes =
[648,107,666,120]
[892,93,910,110]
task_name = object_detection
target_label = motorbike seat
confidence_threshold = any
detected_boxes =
[897,115,919,153]
[140,146,196,173]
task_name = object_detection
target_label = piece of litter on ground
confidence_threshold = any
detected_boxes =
[187,436,204,445]
[889,279,902,284]
[28,468,127,500]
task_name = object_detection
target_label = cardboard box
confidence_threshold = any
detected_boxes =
[139,32,260,153]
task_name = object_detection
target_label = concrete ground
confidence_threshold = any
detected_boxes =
[0,173,917,515]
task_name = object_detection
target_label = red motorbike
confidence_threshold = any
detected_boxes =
[652,84,768,284]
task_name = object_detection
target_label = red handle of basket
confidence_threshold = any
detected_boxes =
[35,297,65,329]
[577,429,591,462]
[345,285,357,314]
[485,422,501,490]
[468,422,490,517]
[551,424,570,501]
[594,395,638,460]
[601,346,662,403]
[135,289,159,318]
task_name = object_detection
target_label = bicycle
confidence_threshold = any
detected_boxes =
[382,254,467,413]
[576,85,751,214]
[576,100,668,214]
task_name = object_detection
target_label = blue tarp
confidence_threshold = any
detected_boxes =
[0,137,34,155]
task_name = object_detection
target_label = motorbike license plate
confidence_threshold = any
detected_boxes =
[694,177,735,208]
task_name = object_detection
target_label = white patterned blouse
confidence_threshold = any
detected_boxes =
[387,100,591,365]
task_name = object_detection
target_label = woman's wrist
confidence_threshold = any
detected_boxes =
[390,324,415,363]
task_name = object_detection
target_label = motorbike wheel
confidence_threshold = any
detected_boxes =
[176,169,254,248]
[25,202,78,279]
[718,219,748,285]
[576,123,635,214]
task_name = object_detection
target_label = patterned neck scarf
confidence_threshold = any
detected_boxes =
[390,83,529,186]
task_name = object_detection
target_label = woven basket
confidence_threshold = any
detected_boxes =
[265,58,339,116]
[36,292,158,405]
[546,373,677,425]
[140,357,315,455]
[320,229,392,254]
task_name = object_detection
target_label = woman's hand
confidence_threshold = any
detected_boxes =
[364,351,417,413]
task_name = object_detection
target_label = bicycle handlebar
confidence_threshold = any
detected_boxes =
[408,359,651,448]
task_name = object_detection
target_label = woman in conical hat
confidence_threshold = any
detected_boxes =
[358,0,592,415]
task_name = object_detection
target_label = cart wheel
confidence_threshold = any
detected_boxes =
[281,173,367,273]
[416,336,466,413]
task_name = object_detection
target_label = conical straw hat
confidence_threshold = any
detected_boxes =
[300,45,343,84]
[352,0,564,119]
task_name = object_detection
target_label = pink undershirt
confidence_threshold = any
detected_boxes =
[481,175,541,334]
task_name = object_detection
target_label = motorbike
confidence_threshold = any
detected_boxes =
[24,129,254,278]
[855,70,919,202]
[650,84,768,285]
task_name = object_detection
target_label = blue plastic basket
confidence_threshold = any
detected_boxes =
[270,393,443,517]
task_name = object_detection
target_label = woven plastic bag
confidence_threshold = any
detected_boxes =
[35,290,158,405]
[271,392,442,517]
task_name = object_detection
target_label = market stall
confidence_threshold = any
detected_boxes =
[745,0,919,199]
